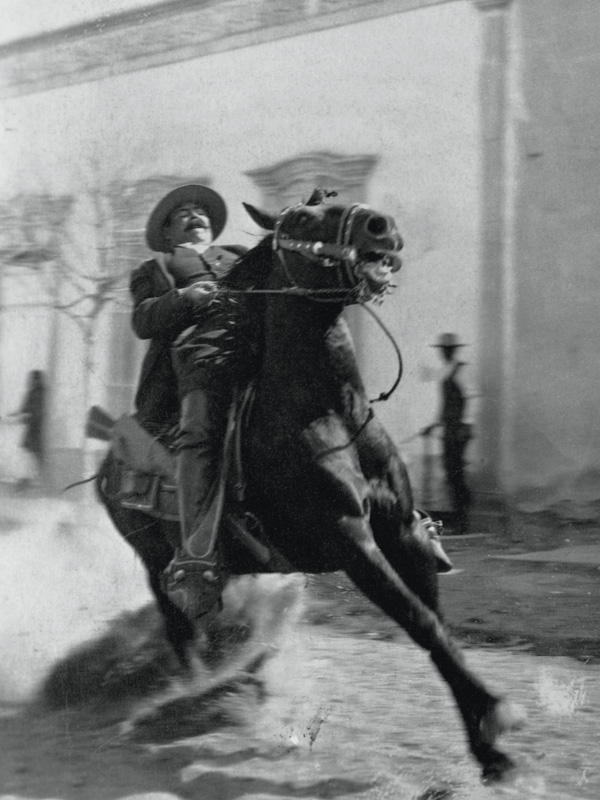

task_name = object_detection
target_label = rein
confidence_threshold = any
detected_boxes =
[216,286,358,297]
[215,289,403,406]
[309,302,404,461]
[219,285,404,461]
[360,302,403,404]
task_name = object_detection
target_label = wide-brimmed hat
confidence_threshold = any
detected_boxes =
[431,332,468,349]
[145,184,227,252]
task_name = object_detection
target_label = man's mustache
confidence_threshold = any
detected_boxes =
[185,220,210,231]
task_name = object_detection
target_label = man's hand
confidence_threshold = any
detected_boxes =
[181,280,218,308]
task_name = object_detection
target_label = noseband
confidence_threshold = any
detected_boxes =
[272,203,377,303]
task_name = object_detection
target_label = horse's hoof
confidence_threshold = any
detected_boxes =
[480,698,526,745]
[480,750,517,784]
[415,781,455,799]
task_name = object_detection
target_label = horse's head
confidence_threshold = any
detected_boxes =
[243,189,403,304]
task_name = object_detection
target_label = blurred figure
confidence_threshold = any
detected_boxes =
[421,333,472,534]
[6,370,47,490]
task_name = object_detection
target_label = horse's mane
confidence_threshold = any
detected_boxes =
[221,234,274,291]
[219,235,274,375]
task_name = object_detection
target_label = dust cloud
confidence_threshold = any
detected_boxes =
[0,491,309,708]
[0,494,150,703]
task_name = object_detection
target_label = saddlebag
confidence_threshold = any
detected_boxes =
[117,467,179,520]
[87,409,180,521]
[89,387,252,523]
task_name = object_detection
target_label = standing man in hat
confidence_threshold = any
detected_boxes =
[130,184,249,618]
[421,333,473,534]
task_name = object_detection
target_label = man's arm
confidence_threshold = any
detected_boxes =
[130,261,204,340]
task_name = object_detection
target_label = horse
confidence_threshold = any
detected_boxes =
[95,190,522,781]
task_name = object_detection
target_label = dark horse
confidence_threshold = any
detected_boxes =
[96,192,522,781]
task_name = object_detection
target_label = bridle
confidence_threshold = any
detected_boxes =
[214,201,404,406]
[270,201,404,416]
[272,202,387,304]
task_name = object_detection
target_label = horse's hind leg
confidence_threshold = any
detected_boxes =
[338,513,522,781]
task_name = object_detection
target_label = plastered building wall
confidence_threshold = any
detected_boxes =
[505,0,600,499]
[0,2,482,497]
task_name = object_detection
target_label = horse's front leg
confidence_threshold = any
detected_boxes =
[338,513,523,782]
[358,424,453,589]
[369,489,441,614]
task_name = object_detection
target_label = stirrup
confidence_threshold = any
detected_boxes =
[163,550,224,619]
[414,509,453,573]
[414,508,443,536]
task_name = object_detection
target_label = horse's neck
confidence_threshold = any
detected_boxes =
[260,296,369,421]
[264,296,340,374]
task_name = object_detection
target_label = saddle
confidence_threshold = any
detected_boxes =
[88,397,451,573]
[88,385,252,523]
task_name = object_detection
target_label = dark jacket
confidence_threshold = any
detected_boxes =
[130,245,243,425]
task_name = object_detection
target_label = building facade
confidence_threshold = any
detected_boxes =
[0,0,598,510]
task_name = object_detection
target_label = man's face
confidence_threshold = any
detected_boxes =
[440,346,457,363]
[164,203,214,249]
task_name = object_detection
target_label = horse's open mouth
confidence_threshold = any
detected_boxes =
[357,251,402,292]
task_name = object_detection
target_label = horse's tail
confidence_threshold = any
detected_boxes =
[62,474,99,493]
[61,450,113,496]
[60,407,116,495]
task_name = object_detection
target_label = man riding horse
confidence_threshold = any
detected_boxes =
[100,189,524,781]
[129,184,450,622]
[130,183,251,620]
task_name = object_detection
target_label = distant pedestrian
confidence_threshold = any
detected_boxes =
[421,333,473,534]
[6,370,47,489]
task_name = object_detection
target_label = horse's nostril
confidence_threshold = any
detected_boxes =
[366,215,389,238]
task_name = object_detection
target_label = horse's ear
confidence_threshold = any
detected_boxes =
[243,202,276,231]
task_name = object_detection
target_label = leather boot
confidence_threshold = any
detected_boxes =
[163,446,226,619]
[177,445,222,559]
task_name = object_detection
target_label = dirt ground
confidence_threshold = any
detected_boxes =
[1,501,599,798]
[305,510,600,663]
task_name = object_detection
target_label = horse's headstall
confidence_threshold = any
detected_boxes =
[275,235,358,268]
[271,201,396,304]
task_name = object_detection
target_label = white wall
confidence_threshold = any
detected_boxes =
[504,0,600,500]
